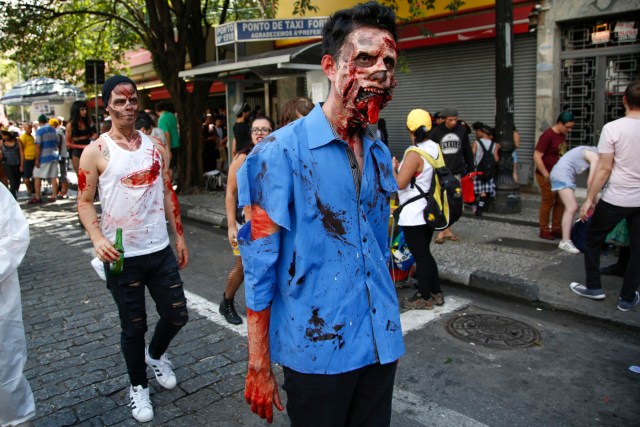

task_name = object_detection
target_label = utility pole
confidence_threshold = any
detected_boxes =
[492,0,521,213]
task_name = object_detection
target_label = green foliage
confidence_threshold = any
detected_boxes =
[292,0,319,17]
[381,0,463,20]
[0,0,138,83]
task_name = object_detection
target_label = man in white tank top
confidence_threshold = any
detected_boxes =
[77,75,189,423]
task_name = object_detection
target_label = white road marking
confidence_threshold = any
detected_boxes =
[401,296,470,335]
[184,290,469,339]
[185,289,248,336]
[393,388,489,427]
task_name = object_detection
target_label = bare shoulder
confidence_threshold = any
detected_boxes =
[150,134,167,149]
[82,136,105,158]
[150,135,169,156]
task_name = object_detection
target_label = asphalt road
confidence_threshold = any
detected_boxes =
[20,199,640,426]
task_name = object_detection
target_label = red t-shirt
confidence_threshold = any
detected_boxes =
[535,127,565,173]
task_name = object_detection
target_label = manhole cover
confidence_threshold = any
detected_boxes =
[446,314,541,349]
[488,237,558,252]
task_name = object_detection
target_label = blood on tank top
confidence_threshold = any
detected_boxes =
[98,131,169,257]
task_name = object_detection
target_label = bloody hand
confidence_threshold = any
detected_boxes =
[245,308,284,423]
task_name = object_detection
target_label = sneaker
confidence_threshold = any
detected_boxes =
[569,282,606,300]
[433,293,445,306]
[129,385,153,422]
[539,230,556,240]
[402,292,434,310]
[558,240,580,254]
[617,292,640,312]
[145,347,177,389]
[219,295,243,325]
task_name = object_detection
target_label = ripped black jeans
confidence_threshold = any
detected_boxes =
[105,245,188,388]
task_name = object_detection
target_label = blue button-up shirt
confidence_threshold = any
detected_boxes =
[237,104,404,375]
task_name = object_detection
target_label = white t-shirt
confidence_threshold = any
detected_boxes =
[598,116,640,207]
[397,140,439,226]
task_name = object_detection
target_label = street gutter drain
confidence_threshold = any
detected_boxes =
[446,314,541,349]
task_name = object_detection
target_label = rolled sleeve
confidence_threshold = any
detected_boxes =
[237,222,281,311]
[237,140,293,230]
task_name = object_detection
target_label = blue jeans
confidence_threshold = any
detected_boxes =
[584,200,640,301]
[106,245,188,387]
[283,362,397,427]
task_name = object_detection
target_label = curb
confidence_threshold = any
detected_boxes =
[469,270,540,301]
[179,207,638,330]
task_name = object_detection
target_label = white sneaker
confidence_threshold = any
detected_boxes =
[559,240,580,254]
[145,347,177,389]
[129,385,153,422]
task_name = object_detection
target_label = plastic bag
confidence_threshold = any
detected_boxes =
[390,229,414,271]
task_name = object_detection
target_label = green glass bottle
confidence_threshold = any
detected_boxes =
[110,228,125,275]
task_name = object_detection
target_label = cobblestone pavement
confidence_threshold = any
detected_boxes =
[20,203,289,426]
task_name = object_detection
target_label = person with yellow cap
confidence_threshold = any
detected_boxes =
[392,109,444,309]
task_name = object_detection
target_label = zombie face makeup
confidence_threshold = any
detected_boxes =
[108,83,138,122]
[331,26,397,128]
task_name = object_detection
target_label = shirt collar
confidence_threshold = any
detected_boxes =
[305,103,383,150]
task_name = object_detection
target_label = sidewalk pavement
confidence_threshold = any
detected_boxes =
[177,189,640,329]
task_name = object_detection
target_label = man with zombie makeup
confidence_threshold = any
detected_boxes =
[77,75,189,423]
[236,3,404,426]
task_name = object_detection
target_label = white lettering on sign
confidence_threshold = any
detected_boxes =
[215,23,236,46]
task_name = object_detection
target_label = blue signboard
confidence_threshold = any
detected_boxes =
[215,17,328,46]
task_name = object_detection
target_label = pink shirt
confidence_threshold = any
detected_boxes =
[598,116,640,207]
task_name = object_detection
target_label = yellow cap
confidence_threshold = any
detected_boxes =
[48,118,60,126]
[406,109,432,132]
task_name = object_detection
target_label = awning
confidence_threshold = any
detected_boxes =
[179,42,322,81]
[0,77,86,106]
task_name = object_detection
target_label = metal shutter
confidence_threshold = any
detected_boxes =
[382,34,536,183]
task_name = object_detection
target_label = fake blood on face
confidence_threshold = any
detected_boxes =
[333,28,397,139]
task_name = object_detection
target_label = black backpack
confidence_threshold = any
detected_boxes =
[394,146,463,231]
[475,139,497,181]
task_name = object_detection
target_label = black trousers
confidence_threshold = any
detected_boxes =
[3,164,20,199]
[584,200,640,301]
[402,224,441,298]
[283,362,397,427]
[106,245,188,387]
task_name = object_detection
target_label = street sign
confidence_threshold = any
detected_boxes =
[85,60,105,85]
[215,17,328,46]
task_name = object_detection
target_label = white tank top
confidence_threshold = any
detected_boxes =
[397,140,439,226]
[98,131,170,257]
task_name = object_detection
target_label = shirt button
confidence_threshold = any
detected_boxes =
[367,271,371,277]
[363,237,367,243]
